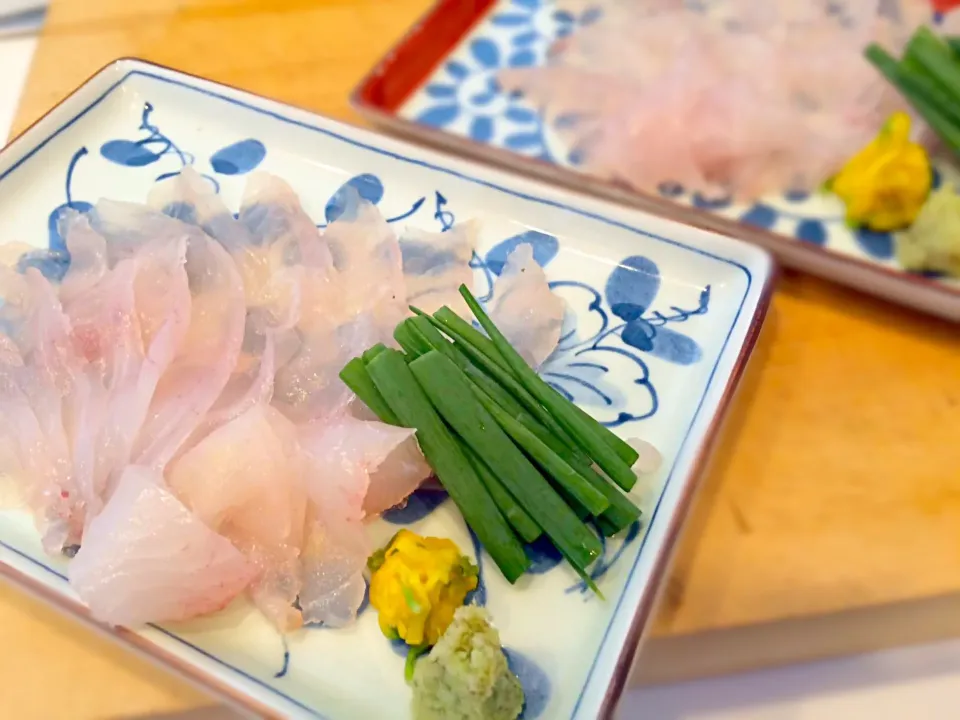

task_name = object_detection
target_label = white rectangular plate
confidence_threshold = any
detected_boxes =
[0,59,773,720]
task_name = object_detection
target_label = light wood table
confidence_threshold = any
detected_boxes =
[5,0,960,717]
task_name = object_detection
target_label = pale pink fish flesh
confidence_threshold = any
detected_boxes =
[147,168,284,451]
[69,465,256,626]
[167,404,307,632]
[154,167,305,333]
[489,244,564,368]
[59,230,190,529]
[0,268,83,551]
[399,220,478,317]
[270,192,405,423]
[364,436,433,517]
[497,0,935,199]
[297,416,418,626]
[298,508,369,629]
[58,211,107,304]
[88,202,247,471]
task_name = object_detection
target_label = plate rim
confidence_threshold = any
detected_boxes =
[349,0,960,323]
[0,55,776,720]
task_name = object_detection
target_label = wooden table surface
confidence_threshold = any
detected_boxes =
[6,0,960,717]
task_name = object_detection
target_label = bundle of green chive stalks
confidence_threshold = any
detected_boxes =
[339,285,644,595]
[867,26,960,156]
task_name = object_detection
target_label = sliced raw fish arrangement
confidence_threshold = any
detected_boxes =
[488,243,564,368]
[0,169,567,633]
[497,0,948,199]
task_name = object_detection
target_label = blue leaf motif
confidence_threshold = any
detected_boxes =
[470,38,501,69]
[648,327,702,365]
[382,489,448,525]
[99,140,161,167]
[484,230,559,275]
[524,535,563,575]
[469,116,495,143]
[209,139,266,175]
[509,49,538,67]
[325,173,384,223]
[417,104,460,129]
[504,649,552,720]
[931,166,942,190]
[796,219,827,246]
[605,256,661,318]
[17,250,70,283]
[692,192,732,210]
[513,29,540,47]
[658,181,685,198]
[542,346,657,426]
[512,0,540,12]
[504,132,542,151]
[549,281,607,351]
[446,60,470,80]
[621,319,654,351]
[160,201,198,224]
[854,227,894,260]
[741,203,778,229]
[424,83,457,99]
[48,201,93,255]
[505,106,538,124]
[491,12,530,26]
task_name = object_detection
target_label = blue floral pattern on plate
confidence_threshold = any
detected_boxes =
[398,0,960,284]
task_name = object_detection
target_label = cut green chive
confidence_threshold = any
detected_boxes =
[470,382,610,516]
[431,304,639,467]
[408,350,602,569]
[366,349,529,583]
[458,285,639,491]
[362,343,388,365]
[395,319,433,359]
[462,444,542,544]
[339,357,401,426]
[412,306,577,448]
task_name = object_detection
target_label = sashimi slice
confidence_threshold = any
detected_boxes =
[298,416,417,520]
[89,204,247,471]
[63,258,145,529]
[153,168,304,332]
[297,416,419,626]
[147,169,287,452]
[271,195,405,423]
[299,508,368,629]
[489,244,564,367]
[62,232,191,528]
[0,268,83,552]
[168,404,307,632]
[399,221,478,317]
[364,436,433,517]
[58,211,107,304]
[319,195,406,333]
[69,465,255,626]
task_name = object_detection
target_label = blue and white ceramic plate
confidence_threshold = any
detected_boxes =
[354,0,960,322]
[0,59,772,719]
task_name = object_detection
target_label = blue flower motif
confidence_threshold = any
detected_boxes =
[414,1,573,162]
[490,0,577,66]
[542,255,708,429]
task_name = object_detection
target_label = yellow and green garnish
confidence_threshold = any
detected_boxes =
[340,285,642,595]
[368,529,479,681]
[827,111,931,232]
